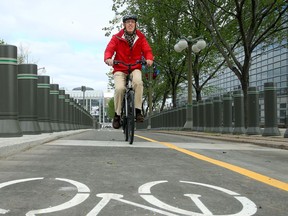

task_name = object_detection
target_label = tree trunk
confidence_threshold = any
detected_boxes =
[160,91,169,111]
[195,88,202,101]
[240,74,249,128]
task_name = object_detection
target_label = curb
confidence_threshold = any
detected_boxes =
[0,129,89,159]
[153,130,288,150]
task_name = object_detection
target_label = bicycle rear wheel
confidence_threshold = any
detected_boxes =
[127,90,135,144]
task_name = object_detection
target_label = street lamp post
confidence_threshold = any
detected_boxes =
[147,69,152,130]
[81,85,86,110]
[174,36,206,130]
[37,67,46,75]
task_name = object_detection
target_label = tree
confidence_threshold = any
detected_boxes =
[154,1,234,102]
[106,68,114,89]
[105,0,232,109]
[17,43,38,64]
[194,0,288,125]
[107,97,115,119]
[0,39,5,45]
[105,0,188,109]
[142,63,169,116]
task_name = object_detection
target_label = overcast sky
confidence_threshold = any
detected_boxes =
[0,0,117,92]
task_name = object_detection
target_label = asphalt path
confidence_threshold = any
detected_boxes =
[0,129,287,216]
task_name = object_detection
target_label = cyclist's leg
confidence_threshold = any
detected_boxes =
[114,72,126,116]
[131,69,144,122]
[131,69,143,111]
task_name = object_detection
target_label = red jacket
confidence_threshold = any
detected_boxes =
[104,29,154,74]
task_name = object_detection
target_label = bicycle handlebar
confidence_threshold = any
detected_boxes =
[113,60,146,66]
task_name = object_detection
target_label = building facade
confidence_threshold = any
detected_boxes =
[205,41,288,125]
[66,88,113,126]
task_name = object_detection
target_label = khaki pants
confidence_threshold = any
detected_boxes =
[114,70,143,116]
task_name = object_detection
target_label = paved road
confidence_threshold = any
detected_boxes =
[0,129,287,216]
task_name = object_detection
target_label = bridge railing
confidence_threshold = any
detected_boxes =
[0,44,94,137]
[137,84,288,138]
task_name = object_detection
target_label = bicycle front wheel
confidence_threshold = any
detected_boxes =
[127,90,135,144]
[122,97,128,141]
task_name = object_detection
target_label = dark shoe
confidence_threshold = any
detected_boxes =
[136,113,144,122]
[113,115,121,129]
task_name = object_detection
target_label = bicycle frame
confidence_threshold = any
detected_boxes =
[114,60,145,144]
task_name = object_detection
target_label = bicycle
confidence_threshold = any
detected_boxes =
[113,60,145,145]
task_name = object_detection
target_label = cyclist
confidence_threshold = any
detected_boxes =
[104,14,154,129]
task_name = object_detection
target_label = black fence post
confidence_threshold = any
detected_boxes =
[233,90,246,134]
[192,100,198,131]
[205,98,213,132]
[58,89,67,131]
[69,98,76,130]
[180,106,186,130]
[222,93,233,134]
[284,113,288,138]
[50,84,60,132]
[197,100,205,132]
[262,82,280,136]
[213,96,222,133]
[246,87,261,135]
[0,45,22,137]
[64,94,71,130]
[37,76,52,133]
[74,99,80,130]
[18,64,41,134]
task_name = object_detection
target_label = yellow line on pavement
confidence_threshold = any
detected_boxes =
[135,134,288,192]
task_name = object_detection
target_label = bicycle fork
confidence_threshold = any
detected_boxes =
[125,78,134,117]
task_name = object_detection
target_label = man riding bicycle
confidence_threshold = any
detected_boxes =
[104,14,154,129]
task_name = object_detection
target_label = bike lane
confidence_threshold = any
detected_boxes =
[0,129,287,215]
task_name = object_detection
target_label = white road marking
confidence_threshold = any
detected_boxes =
[45,140,282,151]
[0,209,9,214]
[26,193,89,216]
[0,177,43,190]
[0,177,44,215]
[55,178,90,193]
[87,193,124,216]
[139,180,202,215]
[180,181,239,196]
[141,194,199,215]
[138,180,167,193]
[45,140,165,148]
[26,178,90,216]
[184,194,213,215]
[139,180,257,216]
[87,193,179,216]
[0,177,257,215]
[181,181,258,216]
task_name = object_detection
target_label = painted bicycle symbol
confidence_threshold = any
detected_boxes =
[0,178,257,215]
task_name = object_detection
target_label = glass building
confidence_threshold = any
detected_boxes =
[206,41,288,126]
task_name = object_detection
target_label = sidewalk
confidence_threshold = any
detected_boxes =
[1,128,287,160]
[0,129,88,159]
[154,129,288,150]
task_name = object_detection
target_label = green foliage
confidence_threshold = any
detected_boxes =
[195,0,288,125]
[103,0,288,112]
[17,43,38,64]
[106,68,114,90]
[107,97,115,119]
[0,39,5,45]
[103,0,189,109]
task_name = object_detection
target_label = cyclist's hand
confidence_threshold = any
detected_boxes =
[146,60,153,67]
[105,59,113,66]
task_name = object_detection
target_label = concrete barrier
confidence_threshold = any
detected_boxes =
[18,64,41,134]
[0,45,22,137]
